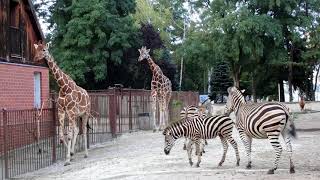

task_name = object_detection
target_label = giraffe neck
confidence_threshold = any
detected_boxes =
[147,57,158,75]
[45,54,68,88]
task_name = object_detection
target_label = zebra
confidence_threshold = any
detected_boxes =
[163,115,240,167]
[224,86,296,174]
[180,105,207,150]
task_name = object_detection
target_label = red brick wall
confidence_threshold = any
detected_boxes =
[0,62,49,109]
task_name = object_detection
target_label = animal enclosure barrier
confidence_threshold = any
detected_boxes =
[0,88,199,179]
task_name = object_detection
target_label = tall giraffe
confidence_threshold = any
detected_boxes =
[138,46,172,131]
[34,42,91,166]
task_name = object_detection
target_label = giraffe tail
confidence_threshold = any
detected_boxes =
[87,112,98,131]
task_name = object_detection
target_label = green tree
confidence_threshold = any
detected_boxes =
[209,62,233,103]
[48,0,139,88]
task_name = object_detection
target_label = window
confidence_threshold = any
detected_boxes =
[34,72,41,108]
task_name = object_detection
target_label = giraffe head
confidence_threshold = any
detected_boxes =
[33,42,50,63]
[138,46,150,62]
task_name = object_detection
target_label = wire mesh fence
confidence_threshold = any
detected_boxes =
[0,88,198,179]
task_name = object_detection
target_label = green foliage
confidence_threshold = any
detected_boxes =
[49,0,139,87]
[209,62,233,102]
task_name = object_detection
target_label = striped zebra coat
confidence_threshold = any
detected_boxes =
[163,115,240,167]
[180,105,207,150]
[225,87,296,174]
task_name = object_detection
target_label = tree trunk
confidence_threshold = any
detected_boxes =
[313,64,320,101]
[279,80,285,102]
[251,72,257,102]
[288,61,293,102]
[232,64,241,88]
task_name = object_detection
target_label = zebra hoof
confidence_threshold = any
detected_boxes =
[153,129,157,133]
[70,152,74,156]
[84,154,88,158]
[246,164,252,169]
[196,163,200,168]
[218,162,223,166]
[267,169,275,174]
[290,167,295,174]
[236,160,240,166]
[64,162,71,166]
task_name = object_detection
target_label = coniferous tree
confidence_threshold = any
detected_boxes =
[209,62,233,103]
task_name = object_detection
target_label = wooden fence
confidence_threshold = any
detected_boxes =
[0,88,199,179]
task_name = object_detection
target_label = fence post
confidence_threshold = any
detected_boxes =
[3,109,9,179]
[129,89,132,131]
[109,88,117,138]
[51,97,57,163]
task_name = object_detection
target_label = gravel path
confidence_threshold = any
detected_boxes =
[15,113,320,180]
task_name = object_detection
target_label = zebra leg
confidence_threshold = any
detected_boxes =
[186,140,194,166]
[183,138,188,150]
[266,132,283,174]
[218,135,228,166]
[282,132,295,173]
[195,141,202,167]
[201,139,206,153]
[239,131,252,169]
[205,139,208,145]
[226,134,240,166]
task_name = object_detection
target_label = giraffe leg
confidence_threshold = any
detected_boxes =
[70,125,79,159]
[58,108,66,146]
[225,134,240,166]
[239,130,252,169]
[218,135,229,166]
[82,114,89,158]
[151,100,157,132]
[158,98,165,131]
[266,131,282,174]
[65,113,76,166]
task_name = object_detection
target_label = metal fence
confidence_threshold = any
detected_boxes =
[0,88,198,179]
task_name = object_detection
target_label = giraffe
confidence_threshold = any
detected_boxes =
[33,42,91,166]
[138,46,172,131]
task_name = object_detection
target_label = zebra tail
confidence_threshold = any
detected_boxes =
[286,113,297,138]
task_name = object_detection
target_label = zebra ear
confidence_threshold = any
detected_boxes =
[162,130,167,135]
[241,89,245,93]
[227,87,232,94]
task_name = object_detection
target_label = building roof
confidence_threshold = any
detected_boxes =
[24,0,45,41]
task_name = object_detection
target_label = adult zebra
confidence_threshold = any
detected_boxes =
[224,87,296,174]
[180,105,207,150]
[163,115,240,167]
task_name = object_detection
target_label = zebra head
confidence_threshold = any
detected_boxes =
[225,87,245,115]
[163,128,177,155]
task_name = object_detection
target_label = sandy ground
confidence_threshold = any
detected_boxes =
[15,113,320,180]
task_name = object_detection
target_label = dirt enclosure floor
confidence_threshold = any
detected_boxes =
[16,112,320,180]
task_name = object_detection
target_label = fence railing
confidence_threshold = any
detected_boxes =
[0,88,199,179]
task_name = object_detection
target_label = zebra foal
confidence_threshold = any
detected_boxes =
[224,87,296,174]
[163,115,240,167]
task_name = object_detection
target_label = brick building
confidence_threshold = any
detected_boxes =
[0,0,49,109]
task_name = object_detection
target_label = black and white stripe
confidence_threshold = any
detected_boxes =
[225,87,296,174]
[180,105,207,150]
[163,115,240,167]
[180,105,206,119]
